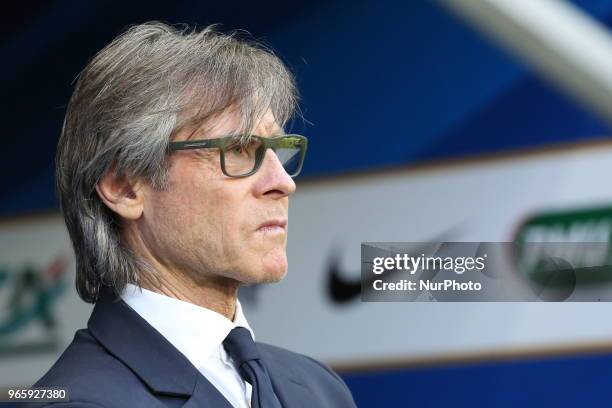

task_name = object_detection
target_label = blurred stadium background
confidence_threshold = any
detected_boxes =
[4,0,612,406]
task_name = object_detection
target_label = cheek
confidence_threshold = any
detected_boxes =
[151,162,221,249]
[201,181,251,255]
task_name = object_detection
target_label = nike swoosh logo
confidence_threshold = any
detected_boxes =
[327,252,361,302]
[326,227,464,303]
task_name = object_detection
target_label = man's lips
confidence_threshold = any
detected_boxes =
[256,219,287,233]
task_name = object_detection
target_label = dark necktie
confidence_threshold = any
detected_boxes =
[223,327,283,408]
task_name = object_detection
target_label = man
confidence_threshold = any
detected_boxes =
[30,22,357,408]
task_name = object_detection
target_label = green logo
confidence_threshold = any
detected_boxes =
[514,206,612,295]
[0,254,68,356]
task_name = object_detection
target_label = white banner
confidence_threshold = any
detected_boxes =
[3,142,612,385]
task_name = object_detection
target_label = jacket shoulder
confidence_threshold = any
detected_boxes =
[256,342,356,407]
[29,329,154,408]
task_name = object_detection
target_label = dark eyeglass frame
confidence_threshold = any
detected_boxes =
[168,134,308,178]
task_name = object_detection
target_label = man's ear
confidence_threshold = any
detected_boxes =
[95,166,145,221]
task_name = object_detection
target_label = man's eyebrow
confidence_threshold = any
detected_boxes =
[186,124,285,140]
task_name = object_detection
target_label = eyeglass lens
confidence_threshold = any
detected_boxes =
[223,137,303,177]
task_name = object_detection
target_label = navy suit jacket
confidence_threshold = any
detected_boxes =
[28,288,357,407]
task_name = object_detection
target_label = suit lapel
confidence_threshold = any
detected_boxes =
[88,286,234,408]
[181,375,239,408]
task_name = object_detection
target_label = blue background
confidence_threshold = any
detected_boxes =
[4,0,612,216]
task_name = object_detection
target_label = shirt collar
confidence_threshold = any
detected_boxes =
[120,283,254,369]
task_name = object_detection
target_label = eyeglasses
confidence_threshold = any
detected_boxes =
[169,134,308,178]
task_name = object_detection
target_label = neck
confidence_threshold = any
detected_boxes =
[140,271,240,320]
[125,227,240,320]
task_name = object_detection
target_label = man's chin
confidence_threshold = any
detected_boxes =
[253,255,288,283]
[230,261,286,285]
[258,259,288,283]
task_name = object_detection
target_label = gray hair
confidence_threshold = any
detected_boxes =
[56,22,299,303]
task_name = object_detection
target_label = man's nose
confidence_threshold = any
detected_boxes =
[253,148,296,198]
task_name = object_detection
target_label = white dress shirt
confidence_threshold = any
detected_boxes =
[121,283,253,408]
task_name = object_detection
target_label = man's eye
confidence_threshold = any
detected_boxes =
[229,144,247,155]
[229,137,261,153]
